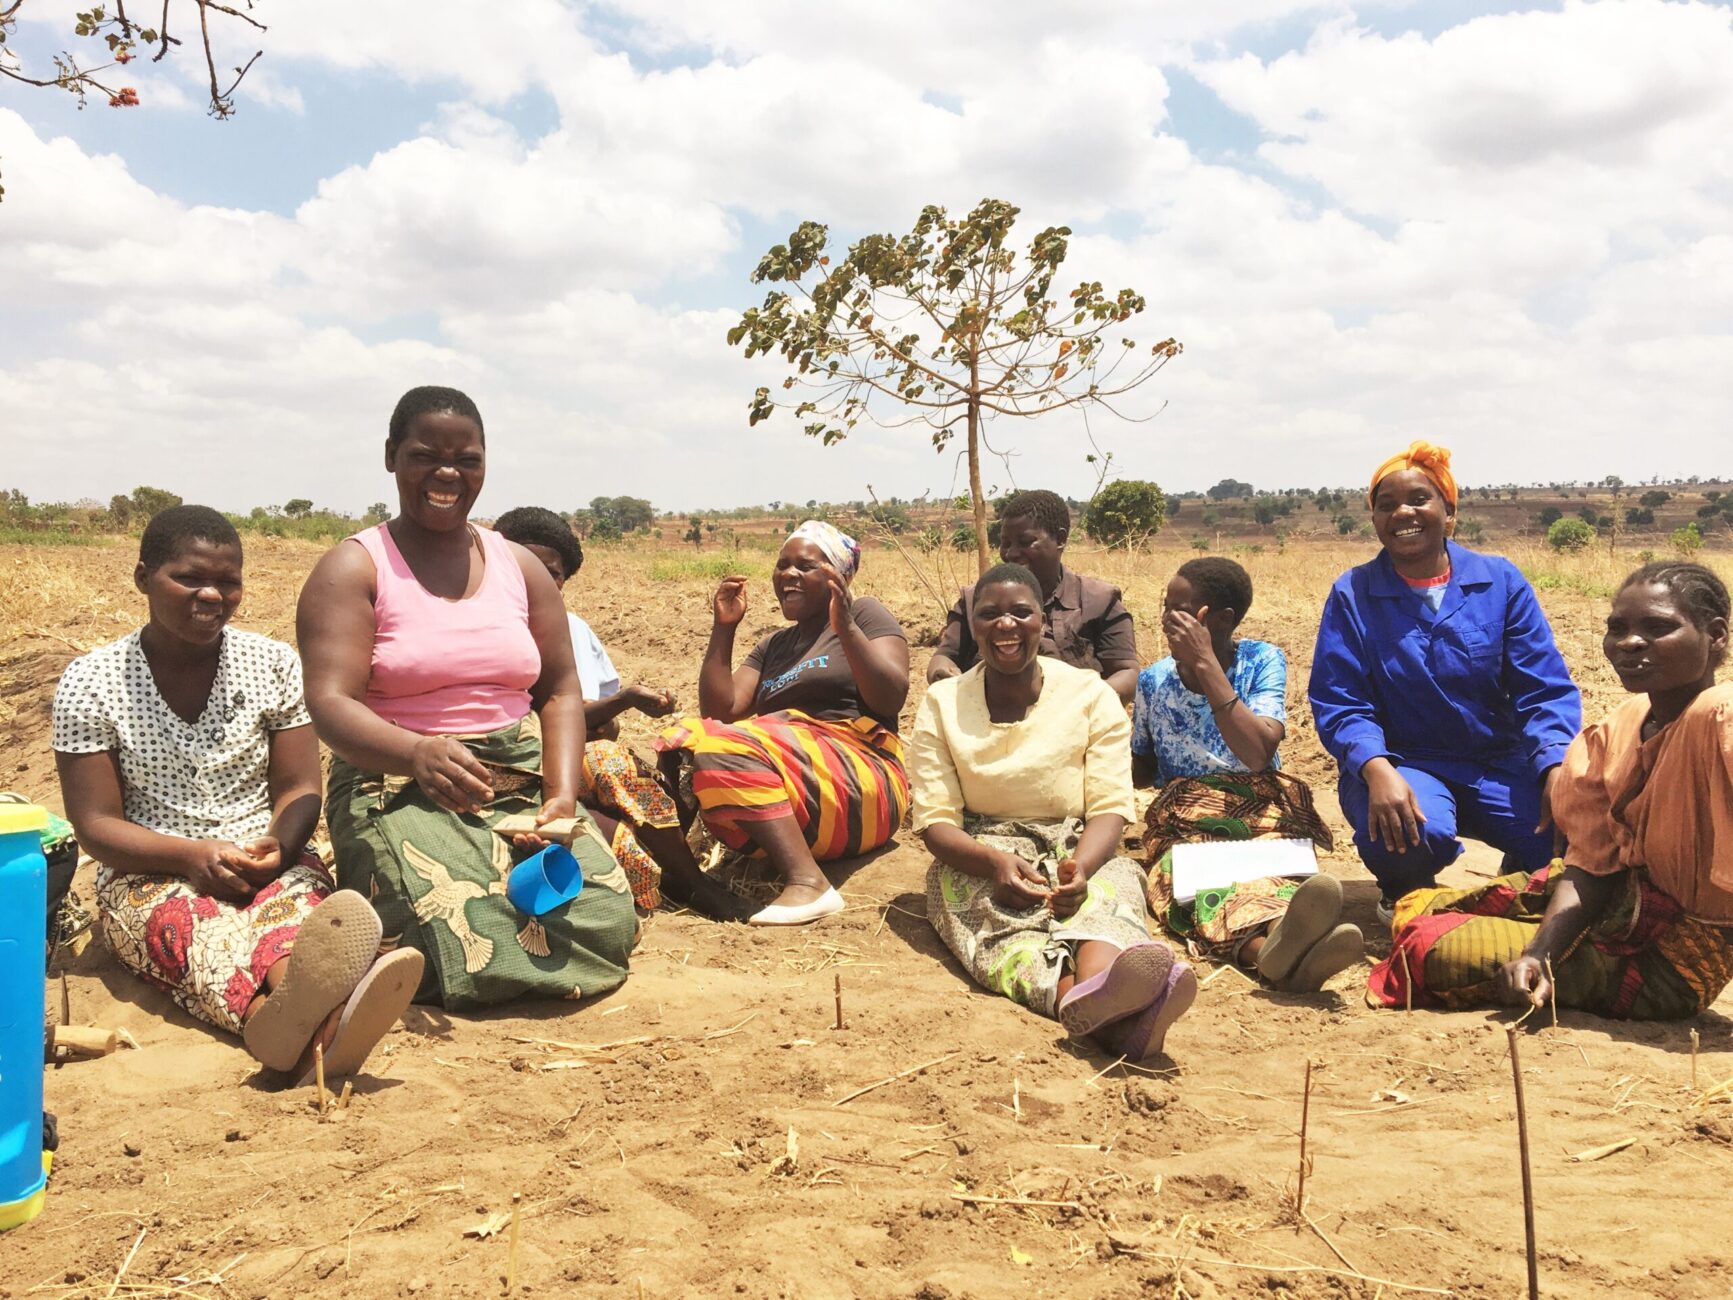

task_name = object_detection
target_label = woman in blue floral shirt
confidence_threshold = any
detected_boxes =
[1132,558,1361,992]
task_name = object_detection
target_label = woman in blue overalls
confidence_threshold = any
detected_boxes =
[1308,442,1582,922]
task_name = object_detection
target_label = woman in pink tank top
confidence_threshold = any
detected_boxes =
[296,386,637,1010]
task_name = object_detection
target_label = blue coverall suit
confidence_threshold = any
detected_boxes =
[1307,542,1582,899]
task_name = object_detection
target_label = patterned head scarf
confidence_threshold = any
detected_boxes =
[787,520,861,580]
[1369,440,1457,511]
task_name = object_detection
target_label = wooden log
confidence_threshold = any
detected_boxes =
[53,1025,119,1058]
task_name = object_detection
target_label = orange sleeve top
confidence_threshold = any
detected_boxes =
[1552,682,1733,924]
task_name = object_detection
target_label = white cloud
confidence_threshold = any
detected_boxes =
[4,1,1733,517]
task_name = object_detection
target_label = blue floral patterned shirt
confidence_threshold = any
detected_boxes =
[1131,639,1287,784]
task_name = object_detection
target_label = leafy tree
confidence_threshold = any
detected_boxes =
[0,1,269,202]
[1672,522,1704,556]
[129,485,181,520]
[729,198,1181,573]
[1084,480,1167,549]
[590,495,654,534]
[1536,506,1563,528]
[683,516,704,548]
[1624,506,1654,528]
[1191,538,1209,552]
[283,498,314,518]
[1208,479,1254,501]
[1334,514,1355,535]
[1639,490,1671,510]
[1547,517,1595,552]
[1455,517,1486,543]
[364,502,390,523]
[950,523,977,553]
[107,493,131,527]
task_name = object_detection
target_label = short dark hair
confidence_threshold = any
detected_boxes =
[388,386,485,451]
[1001,489,1071,541]
[494,506,583,577]
[975,561,1043,605]
[1619,561,1730,661]
[1176,556,1254,627]
[138,505,241,571]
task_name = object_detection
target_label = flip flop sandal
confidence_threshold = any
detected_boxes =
[1057,942,1175,1037]
[748,886,845,926]
[1255,873,1343,983]
[296,948,424,1087]
[242,890,381,1073]
[1276,923,1365,994]
[1101,961,1198,1063]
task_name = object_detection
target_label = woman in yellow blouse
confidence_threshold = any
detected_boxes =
[911,563,1195,1061]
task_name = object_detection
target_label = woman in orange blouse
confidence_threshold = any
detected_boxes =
[1368,561,1733,1019]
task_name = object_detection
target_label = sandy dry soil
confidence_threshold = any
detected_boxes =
[3,537,1731,1300]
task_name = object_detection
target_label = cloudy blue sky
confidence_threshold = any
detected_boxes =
[3,0,1730,516]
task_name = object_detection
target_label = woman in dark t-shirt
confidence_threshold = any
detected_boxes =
[656,521,912,925]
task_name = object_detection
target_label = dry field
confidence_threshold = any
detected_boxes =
[3,533,1731,1300]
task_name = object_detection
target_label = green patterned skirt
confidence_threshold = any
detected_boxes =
[925,816,1152,1019]
[326,716,638,1010]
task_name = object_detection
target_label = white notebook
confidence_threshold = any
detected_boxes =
[1169,838,1318,904]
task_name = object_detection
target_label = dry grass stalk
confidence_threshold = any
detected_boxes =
[1295,1060,1313,1214]
[950,1193,1082,1211]
[1569,1137,1636,1163]
[104,1227,147,1299]
[1398,949,1413,1013]
[1544,958,1558,1030]
[505,1192,522,1292]
[1690,1028,1699,1089]
[314,1042,329,1116]
[834,973,844,1031]
[832,1050,960,1107]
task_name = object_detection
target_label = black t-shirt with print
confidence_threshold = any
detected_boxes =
[743,597,907,731]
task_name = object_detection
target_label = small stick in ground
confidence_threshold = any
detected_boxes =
[338,1080,354,1110]
[832,1051,960,1107]
[1296,1060,1314,1215]
[506,1192,522,1292]
[1691,1028,1700,1089]
[60,972,71,1025]
[834,973,844,1031]
[1398,949,1413,1013]
[314,1041,329,1116]
[1544,958,1558,1030]
[1507,1026,1540,1300]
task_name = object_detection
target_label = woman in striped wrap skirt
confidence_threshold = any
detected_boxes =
[656,521,910,926]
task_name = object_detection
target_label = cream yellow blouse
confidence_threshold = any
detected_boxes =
[909,658,1136,833]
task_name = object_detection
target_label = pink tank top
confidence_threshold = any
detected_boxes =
[350,524,541,736]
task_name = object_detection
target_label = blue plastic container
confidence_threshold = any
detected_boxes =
[506,842,584,917]
[0,801,48,1231]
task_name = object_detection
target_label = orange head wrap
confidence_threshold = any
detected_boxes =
[1369,440,1457,511]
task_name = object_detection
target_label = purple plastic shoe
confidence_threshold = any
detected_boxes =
[1056,942,1175,1038]
[1097,960,1198,1062]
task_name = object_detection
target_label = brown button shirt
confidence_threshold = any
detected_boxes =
[935,566,1138,676]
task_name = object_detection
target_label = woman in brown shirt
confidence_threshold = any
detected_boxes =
[1368,561,1733,1019]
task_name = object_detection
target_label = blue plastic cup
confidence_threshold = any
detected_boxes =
[0,802,49,1231]
[506,843,584,917]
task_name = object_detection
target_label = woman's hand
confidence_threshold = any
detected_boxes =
[823,565,855,638]
[514,794,577,852]
[1048,857,1089,919]
[185,841,259,903]
[1162,605,1215,676]
[411,736,494,816]
[1499,953,1552,1009]
[229,835,287,889]
[625,684,679,718]
[989,851,1051,911]
[1362,758,1425,853]
[712,576,749,627]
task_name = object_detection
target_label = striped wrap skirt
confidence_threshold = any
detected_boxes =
[655,709,908,861]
